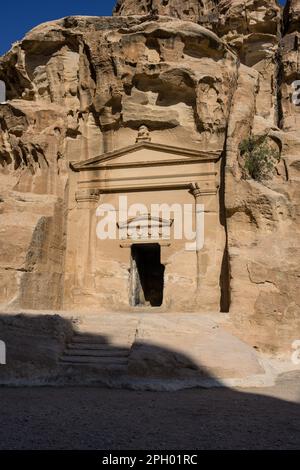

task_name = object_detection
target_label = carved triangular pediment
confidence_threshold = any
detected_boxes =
[70,142,220,172]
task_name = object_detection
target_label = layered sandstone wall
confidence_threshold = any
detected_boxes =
[114,0,281,38]
[0,1,299,353]
[224,1,300,352]
[0,14,238,311]
[112,0,300,353]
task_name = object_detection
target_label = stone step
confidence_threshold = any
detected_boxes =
[72,331,135,343]
[75,320,137,325]
[60,361,128,370]
[64,348,129,357]
[60,355,128,365]
[76,317,138,324]
[77,322,138,328]
[69,338,133,349]
[67,343,130,352]
[72,333,129,345]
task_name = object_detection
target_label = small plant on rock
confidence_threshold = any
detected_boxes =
[239,135,280,182]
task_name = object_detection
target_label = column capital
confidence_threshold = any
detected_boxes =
[190,182,201,199]
[75,188,101,205]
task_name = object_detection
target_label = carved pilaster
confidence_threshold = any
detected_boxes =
[75,189,101,205]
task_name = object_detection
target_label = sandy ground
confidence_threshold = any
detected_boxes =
[0,371,299,450]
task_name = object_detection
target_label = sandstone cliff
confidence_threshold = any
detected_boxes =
[0,0,299,354]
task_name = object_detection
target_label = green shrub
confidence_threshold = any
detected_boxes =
[239,135,280,182]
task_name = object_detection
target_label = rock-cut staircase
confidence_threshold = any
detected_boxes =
[57,312,273,388]
[59,314,139,371]
[60,334,130,368]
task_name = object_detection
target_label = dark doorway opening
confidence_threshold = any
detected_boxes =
[131,244,165,307]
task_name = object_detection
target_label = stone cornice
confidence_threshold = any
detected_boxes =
[70,142,221,172]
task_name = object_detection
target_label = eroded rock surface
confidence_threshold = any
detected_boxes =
[0,0,299,357]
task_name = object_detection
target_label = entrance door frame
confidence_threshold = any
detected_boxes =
[121,240,170,308]
[130,243,165,308]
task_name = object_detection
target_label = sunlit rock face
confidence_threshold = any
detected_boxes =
[114,0,282,125]
[224,0,300,353]
[114,0,281,36]
[0,0,299,356]
[114,0,218,22]
[0,14,238,312]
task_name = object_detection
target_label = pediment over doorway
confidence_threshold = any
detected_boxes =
[70,142,220,172]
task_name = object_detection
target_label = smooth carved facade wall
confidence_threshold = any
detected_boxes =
[64,142,225,312]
